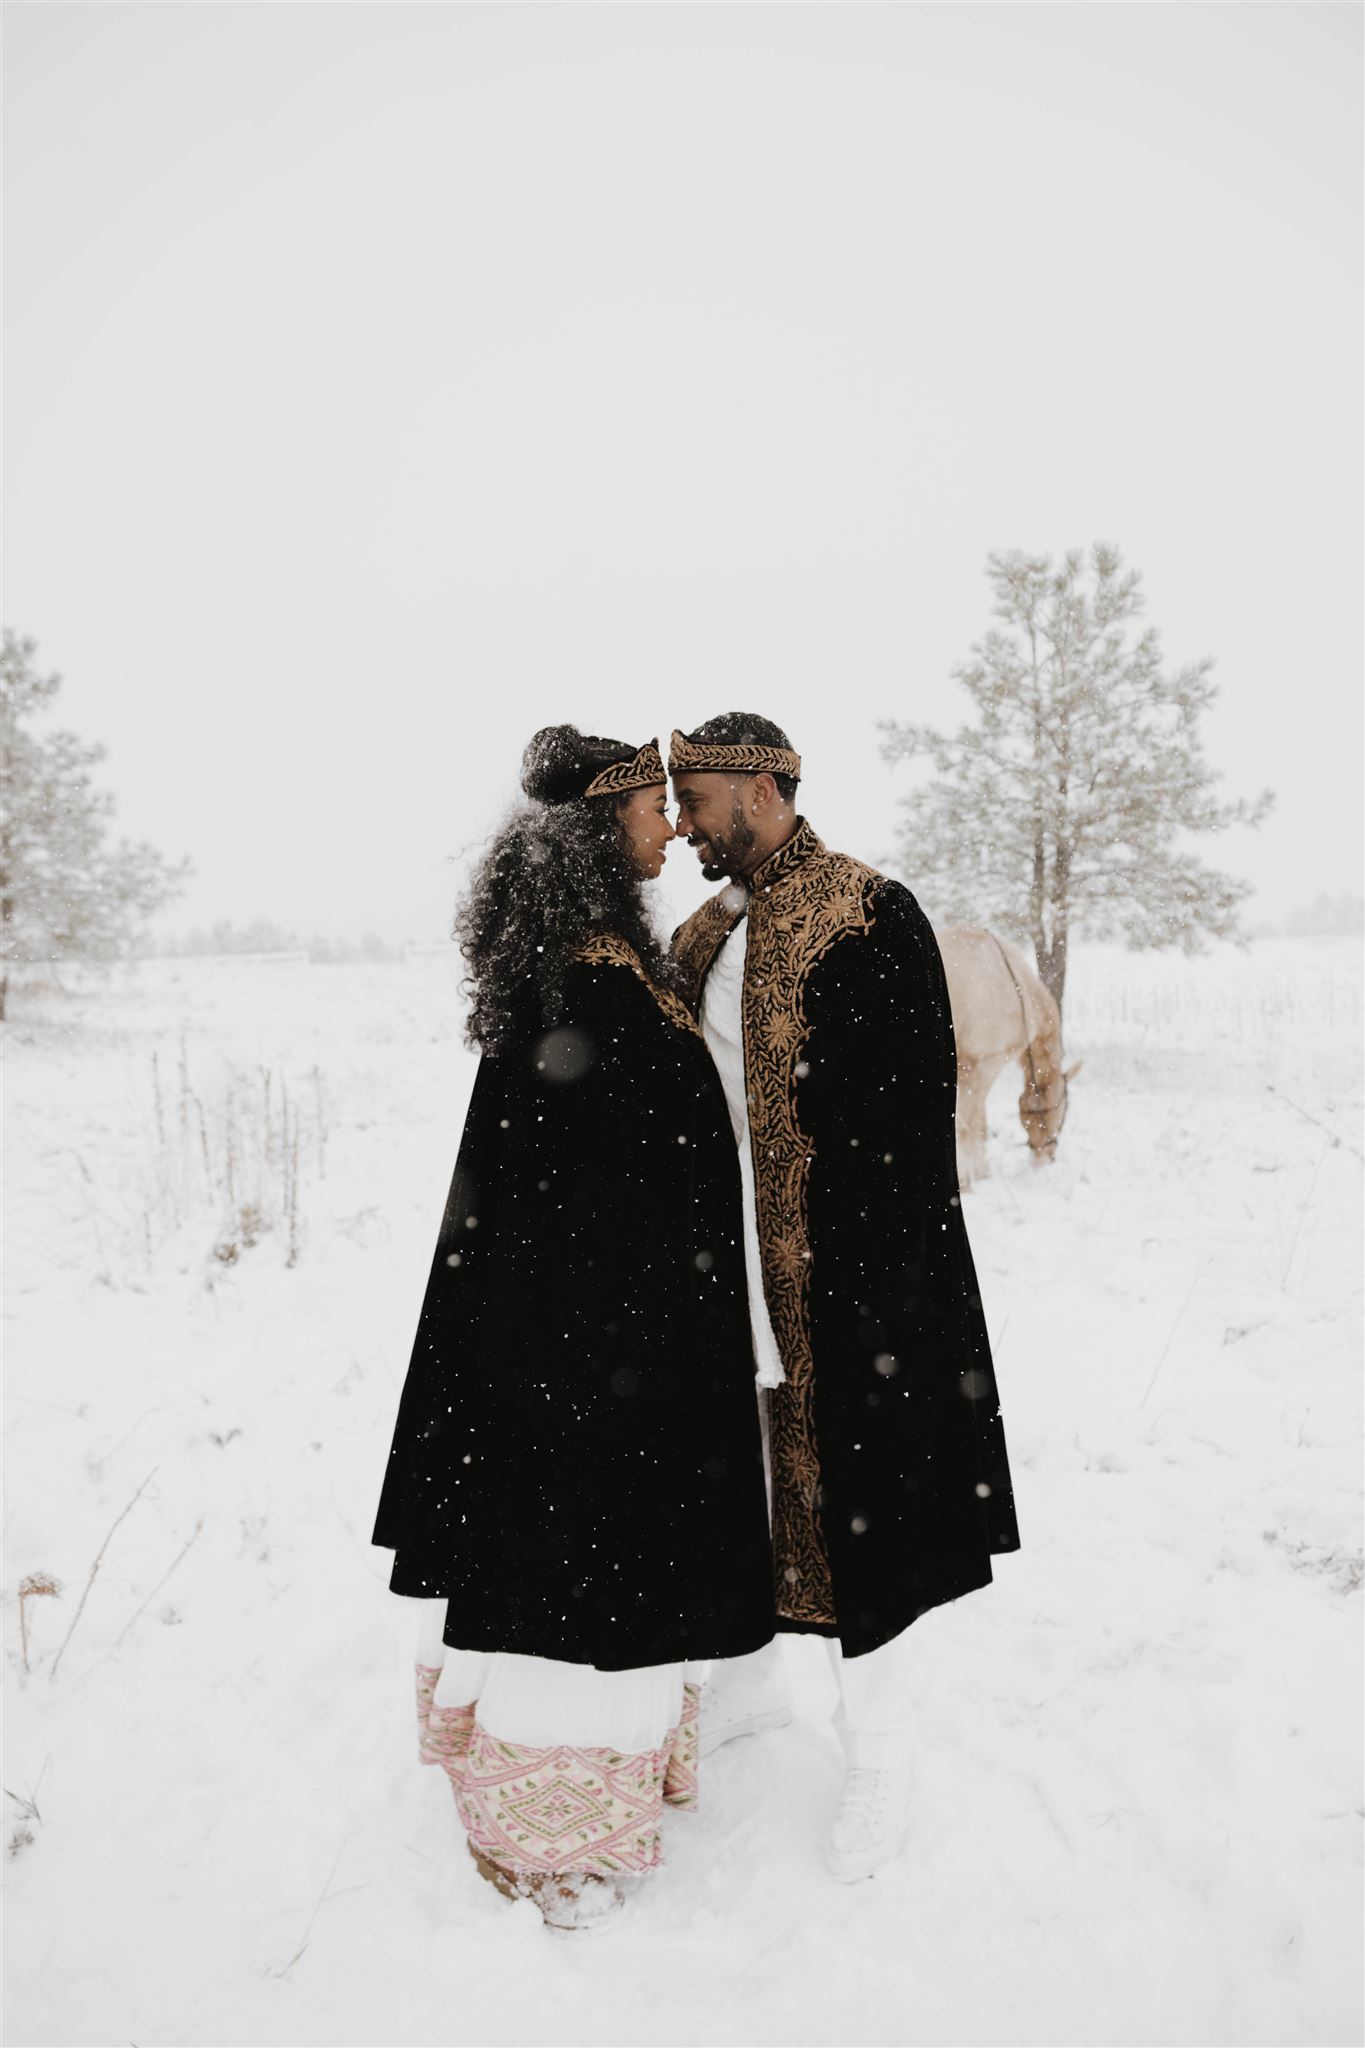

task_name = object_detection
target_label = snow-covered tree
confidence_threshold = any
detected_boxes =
[0,630,190,1016]
[879,545,1272,1018]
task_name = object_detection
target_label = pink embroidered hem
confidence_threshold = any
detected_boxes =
[416,1664,476,1771]
[414,1664,699,1878]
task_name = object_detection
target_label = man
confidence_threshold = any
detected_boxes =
[669,715,1019,1881]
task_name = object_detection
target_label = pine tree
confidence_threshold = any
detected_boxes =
[879,545,1272,1019]
[0,630,190,1017]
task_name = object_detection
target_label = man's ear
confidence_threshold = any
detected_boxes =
[750,772,778,815]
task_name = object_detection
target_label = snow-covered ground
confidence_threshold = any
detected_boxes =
[4,939,1362,2048]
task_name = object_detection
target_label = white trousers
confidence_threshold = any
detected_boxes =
[740,1389,914,1771]
[414,1600,700,1753]
[711,1632,915,1772]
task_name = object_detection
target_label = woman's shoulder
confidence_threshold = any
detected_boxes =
[568,934,703,1042]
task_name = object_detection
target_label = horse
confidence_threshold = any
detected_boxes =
[935,925,1081,1186]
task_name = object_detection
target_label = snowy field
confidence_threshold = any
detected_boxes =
[4,938,1362,2048]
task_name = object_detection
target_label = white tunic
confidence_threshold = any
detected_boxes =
[699,916,787,1390]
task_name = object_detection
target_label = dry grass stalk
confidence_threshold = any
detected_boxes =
[140,1044,330,1268]
[1265,1081,1364,1163]
[1281,1135,1332,1290]
[195,1094,212,1190]
[275,1835,352,1977]
[151,1049,166,1149]
[312,1065,326,1177]
[284,1091,301,1268]
[50,1468,158,1679]
[111,1518,203,1653]
[1139,1257,1213,1411]
[67,1520,206,1680]
[4,1769,47,1860]
[224,1074,238,1206]
[17,1573,62,1673]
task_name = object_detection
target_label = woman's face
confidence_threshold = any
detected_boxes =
[617,784,677,878]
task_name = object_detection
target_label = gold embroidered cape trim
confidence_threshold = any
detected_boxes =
[571,933,704,1041]
[582,740,666,801]
[670,820,883,1628]
[668,730,802,783]
[670,890,747,1012]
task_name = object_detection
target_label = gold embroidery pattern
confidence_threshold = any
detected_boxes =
[674,822,881,1628]
[670,892,746,1014]
[668,730,802,783]
[582,741,666,801]
[571,933,704,1041]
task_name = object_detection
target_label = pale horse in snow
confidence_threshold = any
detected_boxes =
[935,925,1082,1186]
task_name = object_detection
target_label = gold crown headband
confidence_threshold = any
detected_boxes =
[582,739,667,801]
[668,729,802,781]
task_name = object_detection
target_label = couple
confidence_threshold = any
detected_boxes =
[372,713,1019,1935]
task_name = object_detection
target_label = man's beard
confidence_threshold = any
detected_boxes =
[694,803,756,882]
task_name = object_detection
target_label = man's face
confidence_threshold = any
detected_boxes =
[672,773,757,882]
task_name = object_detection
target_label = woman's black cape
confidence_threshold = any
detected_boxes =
[372,940,775,1671]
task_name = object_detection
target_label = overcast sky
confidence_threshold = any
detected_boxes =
[5,2,1361,943]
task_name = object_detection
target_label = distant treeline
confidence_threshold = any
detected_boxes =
[149,919,414,963]
[1275,894,1365,939]
[152,898,1362,966]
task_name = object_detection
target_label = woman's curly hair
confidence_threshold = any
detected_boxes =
[453,725,677,1054]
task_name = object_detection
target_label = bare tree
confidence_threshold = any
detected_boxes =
[0,630,189,1017]
[879,545,1272,1019]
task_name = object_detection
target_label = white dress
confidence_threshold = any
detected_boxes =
[414,1602,698,1751]
[412,1601,702,1880]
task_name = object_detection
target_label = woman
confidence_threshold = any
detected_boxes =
[372,726,774,1934]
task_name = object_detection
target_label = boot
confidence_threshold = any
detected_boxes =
[468,1842,625,1936]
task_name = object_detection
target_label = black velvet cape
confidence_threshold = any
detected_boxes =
[372,938,775,1671]
[672,821,1021,1658]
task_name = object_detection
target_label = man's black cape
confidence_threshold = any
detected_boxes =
[673,821,1021,1658]
[371,937,775,1671]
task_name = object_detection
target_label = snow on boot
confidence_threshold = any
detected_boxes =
[697,1675,792,1759]
[825,1763,913,1883]
[536,1871,626,1938]
[468,1844,625,1936]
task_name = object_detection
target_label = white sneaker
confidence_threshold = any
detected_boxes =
[697,1677,793,1759]
[825,1763,913,1882]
